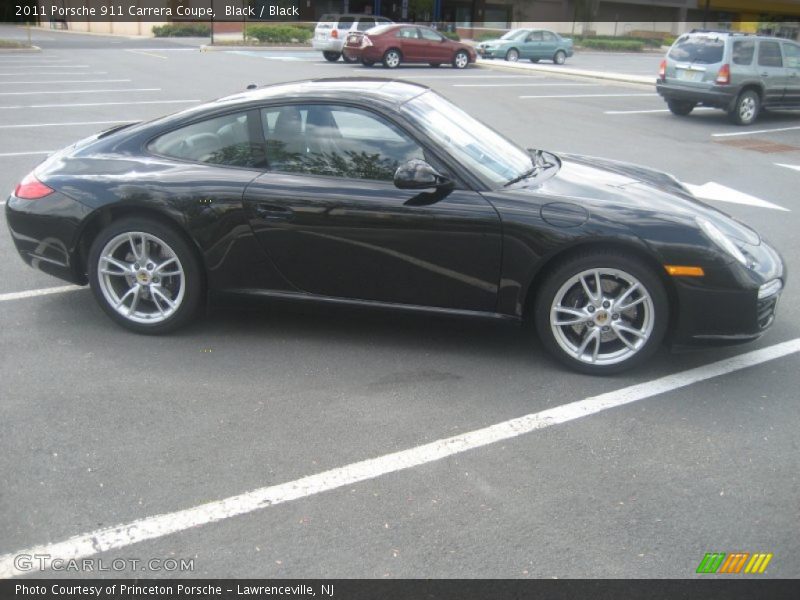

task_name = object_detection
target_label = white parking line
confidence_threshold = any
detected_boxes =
[0,88,160,96]
[381,74,544,80]
[605,107,716,115]
[453,82,599,88]
[0,120,136,129]
[712,125,800,137]
[520,93,657,99]
[0,150,53,157]
[0,99,201,110]
[0,79,131,85]
[0,64,90,69]
[0,285,82,302]
[775,163,800,172]
[0,72,109,76]
[1,336,798,579]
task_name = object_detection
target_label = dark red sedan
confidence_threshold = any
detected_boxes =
[343,24,476,69]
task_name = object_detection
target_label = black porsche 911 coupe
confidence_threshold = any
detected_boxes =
[6,78,785,374]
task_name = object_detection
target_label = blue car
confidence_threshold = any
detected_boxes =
[477,29,574,64]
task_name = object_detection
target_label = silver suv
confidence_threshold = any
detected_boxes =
[657,30,800,125]
[313,14,393,63]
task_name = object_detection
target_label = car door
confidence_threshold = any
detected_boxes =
[756,40,787,106]
[242,103,502,312]
[418,27,451,63]
[540,31,559,59]
[781,41,800,106]
[395,26,422,62]
[525,30,544,59]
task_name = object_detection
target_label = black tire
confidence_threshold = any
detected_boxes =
[505,48,520,62]
[553,50,567,65]
[362,60,375,67]
[342,53,359,64]
[728,89,760,125]
[530,58,540,63]
[382,48,402,69]
[667,99,695,116]
[533,251,668,375]
[87,217,203,334]
[452,50,470,69]
[322,51,341,62]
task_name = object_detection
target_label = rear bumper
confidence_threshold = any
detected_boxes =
[5,192,90,285]
[656,80,739,108]
[669,241,786,348]
[312,39,344,52]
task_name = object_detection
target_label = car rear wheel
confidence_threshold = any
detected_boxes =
[553,50,567,65]
[534,252,667,374]
[667,100,695,116]
[383,49,402,69]
[88,217,203,334]
[322,51,341,62]
[505,48,519,62]
[342,53,359,64]
[729,89,760,125]
[453,50,469,69]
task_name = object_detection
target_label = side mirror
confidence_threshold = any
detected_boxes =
[394,159,451,190]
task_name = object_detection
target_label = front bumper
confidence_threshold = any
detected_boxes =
[5,191,90,285]
[656,80,738,109]
[670,240,786,347]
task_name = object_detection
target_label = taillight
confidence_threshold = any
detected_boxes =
[362,36,373,48]
[716,63,731,84]
[658,59,666,79]
[331,29,338,39]
[14,172,54,200]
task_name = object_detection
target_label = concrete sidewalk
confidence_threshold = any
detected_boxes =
[476,57,655,86]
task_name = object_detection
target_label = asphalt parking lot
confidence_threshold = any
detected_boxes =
[1,25,799,579]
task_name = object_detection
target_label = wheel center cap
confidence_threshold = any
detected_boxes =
[595,311,609,325]
[136,270,151,285]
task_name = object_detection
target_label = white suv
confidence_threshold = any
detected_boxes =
[313,14,393,62]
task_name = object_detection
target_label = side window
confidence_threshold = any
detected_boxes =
[758,41,783,67]
[148,112,262,168]
[527,31,543,42]
[732,40,755,65]
[261,104,425,181]
[783,42,800,68]
[420,28,444,42]
[542,32,556,42]
[357,18,376,31]
[397,27,419,39]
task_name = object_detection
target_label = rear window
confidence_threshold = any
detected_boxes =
[668,36,725,64]
[357,18,376,31]
[732,40,755,65]
[337,16,355,29]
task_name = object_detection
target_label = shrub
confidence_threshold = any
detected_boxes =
[442,31,461,41]
[152,23,211,37]
[475,30,506,42]
[245,25,312,44]
[580,39,645,51]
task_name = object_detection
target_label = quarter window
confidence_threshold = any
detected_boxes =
[260,105,425,181]
[783,42,800,68]
[758,41,783,67]
[148,112,263,168]
[732,40,755,65]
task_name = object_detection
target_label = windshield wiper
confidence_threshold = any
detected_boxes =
[503,149,555,187]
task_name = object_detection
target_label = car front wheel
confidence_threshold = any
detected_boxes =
[322,51,341,62]
[534,252,667,374]
[453,50,469,69]
[729,89,760,125]
[88,217,203,334]
[505,48,519,62]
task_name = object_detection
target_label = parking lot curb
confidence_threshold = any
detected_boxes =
[200,44,311,52]
[0,45,41,53]
[476,59,654,87]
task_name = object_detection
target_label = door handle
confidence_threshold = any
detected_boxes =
[254,204,294,221]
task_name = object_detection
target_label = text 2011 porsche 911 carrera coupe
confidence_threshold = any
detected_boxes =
[6,78,785,374]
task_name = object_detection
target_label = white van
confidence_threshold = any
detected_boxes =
[313,14,394,62]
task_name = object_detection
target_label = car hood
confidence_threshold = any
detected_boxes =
[513,152,760,245]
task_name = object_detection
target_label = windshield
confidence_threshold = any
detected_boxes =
[500,29,528,41]
[668,35,725,64]
[402,91,533,187]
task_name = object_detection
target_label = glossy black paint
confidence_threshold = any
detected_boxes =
[5,78,785,346]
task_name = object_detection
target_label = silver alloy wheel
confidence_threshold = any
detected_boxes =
[97,231,186,325]
[385,50,401,68]
[739,95,756,123]
[454,51,469,69]
[549,268,655,366]
[554,50,566,64]
[506,49,519,62]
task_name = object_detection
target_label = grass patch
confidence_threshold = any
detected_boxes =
[152,23,211,37]
[0,39,31,48]
[245,25,312,44]
[579,39,646,51]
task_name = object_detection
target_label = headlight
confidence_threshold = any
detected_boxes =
[696,217,747,266]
